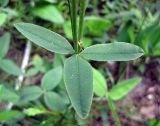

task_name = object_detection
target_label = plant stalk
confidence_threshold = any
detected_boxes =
[107,95,121,126]
[78,0,87,41]
[67,0,74,37]
[7,41,31,110]
[71,0,78,53]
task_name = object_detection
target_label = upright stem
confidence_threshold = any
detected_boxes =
[71,0,78,53]
[78,0,87,41]
[107,96,121,126]
[67,0,74,38]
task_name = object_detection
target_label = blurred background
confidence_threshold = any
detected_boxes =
[0,0,160,126]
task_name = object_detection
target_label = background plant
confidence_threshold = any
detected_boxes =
[0,0,159,126]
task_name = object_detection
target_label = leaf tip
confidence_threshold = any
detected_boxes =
[138,47,144,58]
[77,111,89,119]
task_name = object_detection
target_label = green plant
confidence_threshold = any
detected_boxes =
[148,119,160,126]
[0,32,22,76]
[31,5,64,24]
[14,0,144,123]
[93,69,141,126]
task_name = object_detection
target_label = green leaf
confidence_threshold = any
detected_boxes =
[2,8,18,17]
[31,54,43,68]
[64,17,112,38]
[24,107,46,116]
[44,0,57,3]
[26,67,39,77]
[0,110,21,121]
[84,16,112,37]
[0,13,7,27]
[64,55,93,118]
[117,21,132,42]
[93,68,107,97]
[80,42,144,61]
[0,84,19,103]
[109,78,141,101]
[0,85,3,92]
[0,59,22,76]
[20,86,42,102]
[83,38,92,48]
[148,119,160,126]
[44,92,66,112]
[0,0,9,7]
[14,23,74,54]
[32,5,64,24]
[41,67,62,91]
[0,32,10,58]
[26,55,43,77]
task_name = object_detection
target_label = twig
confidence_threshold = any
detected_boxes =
[7,41,31,110]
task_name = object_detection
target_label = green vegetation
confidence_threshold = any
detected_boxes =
[0,0,159,126]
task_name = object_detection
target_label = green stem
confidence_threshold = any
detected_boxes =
[67,0,74,38]
[67,0,72,23]
[107,95,121,126]
[78,0,87,41]
[71,0,78,53]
